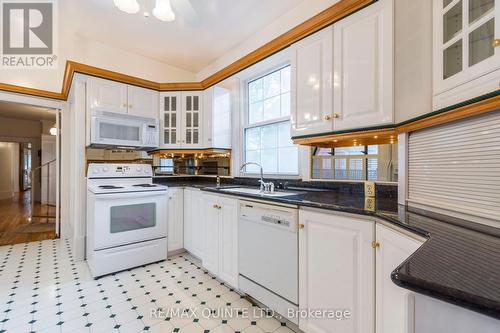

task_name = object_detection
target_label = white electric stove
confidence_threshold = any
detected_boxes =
[86,163,168,277]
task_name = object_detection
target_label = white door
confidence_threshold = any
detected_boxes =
[290,26,334,137]
[160,92,182,148]
[191,189,206,260]
[88,77,128,114]
[167,188,184,252]
[434,0,500,94]
[183,188,193,253]
[376,224,423,333]
[218,196,238,288]
[203,194,220,275]
[181,92,203,148]
[333,0,394,131]
[127,86,159,118]
[299,209,375,333]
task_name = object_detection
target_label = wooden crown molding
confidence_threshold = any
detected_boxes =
[0,0,374,101]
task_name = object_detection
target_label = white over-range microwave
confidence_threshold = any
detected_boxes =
[90,111,160,150]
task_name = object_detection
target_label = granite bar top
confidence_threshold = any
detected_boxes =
[154,177,500,320]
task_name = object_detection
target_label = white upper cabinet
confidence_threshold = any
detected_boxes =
[299,209,375,333]
[434,0,500,108]
[290,26,334,137]
[88,77,128,114]
[375,224,423,333]
[160,92,182,148]
[88,77,159,118]
[333,0,394,131]
[160,91,204,148]
[127,85,159,118]
[181,92,203,148]
[203,86,232,149]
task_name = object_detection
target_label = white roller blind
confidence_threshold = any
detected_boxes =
[408,111,500,221]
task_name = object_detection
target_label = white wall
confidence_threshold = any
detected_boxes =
[0,142,20,200]
[0,117,46,202]
[196,0,340,81]
[0,2,197,94]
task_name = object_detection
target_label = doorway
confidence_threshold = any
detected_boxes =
[0,100,61,245]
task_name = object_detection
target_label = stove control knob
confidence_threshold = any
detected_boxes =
[136,166,142,172]
[103,167,109,172]
[93,169,99,174]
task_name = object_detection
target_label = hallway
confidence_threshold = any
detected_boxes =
[0,191,56,246]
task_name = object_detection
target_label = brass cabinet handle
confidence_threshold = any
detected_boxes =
[129,104,133,108]
[213,204,221,209]
[333,113,340,119]
[492,39,500,48]
[298,223,305,230]
[324,115,332,121]
[122,103,127,108]
[371,241,380,249]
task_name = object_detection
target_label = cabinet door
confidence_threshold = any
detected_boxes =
[181,92,203,148]
[290,27,334,137]
[434,0,500,94]
[218,196,238,288]
[128,86,159,118]
[299,209,374,333]
[167,188,184,252]
[376,224,423,333]
[160,92,182,148]
[333,0,394,131]
[190,189,206,260]
[183,188,193,253]
[203,194,220,275]
[88,77,128,114]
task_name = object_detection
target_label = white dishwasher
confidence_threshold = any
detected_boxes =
[238,200,299,324]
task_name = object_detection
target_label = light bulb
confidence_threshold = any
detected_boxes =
[114,0,140,14]
[153,0,175,22]
[49,127,57,136]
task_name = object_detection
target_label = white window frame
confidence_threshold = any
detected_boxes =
[239,61,300,178]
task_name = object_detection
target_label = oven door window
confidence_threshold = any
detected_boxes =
[110,203,156,233]
[100,122,141,142]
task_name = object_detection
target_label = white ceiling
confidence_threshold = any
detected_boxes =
[63,0,303,72]
[0,101,57,121]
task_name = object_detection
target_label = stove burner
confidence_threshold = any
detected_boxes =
[98,185,125,189]
[132,184,158,188]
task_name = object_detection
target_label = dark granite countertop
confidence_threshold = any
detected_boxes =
[154,177,500,320]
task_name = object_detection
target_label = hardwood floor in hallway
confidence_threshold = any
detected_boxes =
[0,191,56,246]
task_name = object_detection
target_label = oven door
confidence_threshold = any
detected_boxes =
[91,115,144,147]
[91,191,167,250]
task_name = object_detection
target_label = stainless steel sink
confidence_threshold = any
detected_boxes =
[219,187,299,197]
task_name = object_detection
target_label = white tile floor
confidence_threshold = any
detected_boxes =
[0,239,296,333]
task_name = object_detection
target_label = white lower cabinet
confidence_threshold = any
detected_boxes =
[203,193,239,288]
[183,188,206,261]
[299,209,375,333]
[167,188,184,252]
[375,223,423,333]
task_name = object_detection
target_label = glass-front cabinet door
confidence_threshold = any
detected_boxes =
[160,92,181,148]
[182,92,203,147]
[435,0,500,93]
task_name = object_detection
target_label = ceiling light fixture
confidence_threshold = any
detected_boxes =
[153,0,176,22]
[113,0,140,14]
